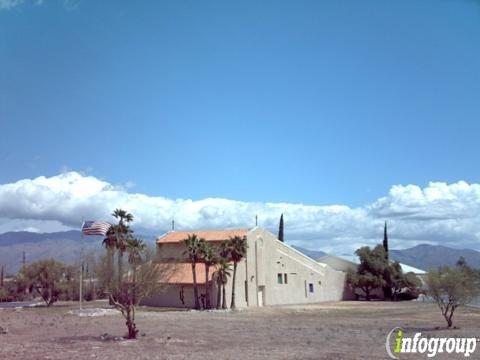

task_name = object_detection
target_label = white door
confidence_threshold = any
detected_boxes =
[257,286,264,307]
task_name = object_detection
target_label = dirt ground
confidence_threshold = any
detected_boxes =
[0,301,479,359]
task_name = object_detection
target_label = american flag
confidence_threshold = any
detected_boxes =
[81,221,112,236]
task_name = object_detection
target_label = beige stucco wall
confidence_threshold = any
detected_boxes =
[244,228,350,306]
[156,243,188,260]
[141,284,217,308]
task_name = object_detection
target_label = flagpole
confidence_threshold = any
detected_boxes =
[80,221,85,311]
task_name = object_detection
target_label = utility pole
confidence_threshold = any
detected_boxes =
[22,251,26,268]
[79,229,84,310]
[172,220,175,231]
[0,265,4,287]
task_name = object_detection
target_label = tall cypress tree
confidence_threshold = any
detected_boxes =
[382,221,392,300]
[278,213,284,242]
[383,221,389,260]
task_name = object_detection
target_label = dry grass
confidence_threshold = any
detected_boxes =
[0,301,479,359]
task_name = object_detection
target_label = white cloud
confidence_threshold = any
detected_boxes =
[0,171,479,254]
[0,0,24,10]
[0,0,77,10]
[0,218,71,233]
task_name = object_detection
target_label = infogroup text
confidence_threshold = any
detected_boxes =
[386,327,478,358]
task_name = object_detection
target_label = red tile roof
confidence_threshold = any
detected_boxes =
[154,262,216,284]
[156,229,249,244]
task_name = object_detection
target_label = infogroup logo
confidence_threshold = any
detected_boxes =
[385,327,478,359]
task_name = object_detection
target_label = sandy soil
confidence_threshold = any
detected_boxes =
[0,301,479,359]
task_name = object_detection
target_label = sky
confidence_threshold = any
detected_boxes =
[1,0,480,254]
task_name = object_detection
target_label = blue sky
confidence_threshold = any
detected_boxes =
[1,0,480,252]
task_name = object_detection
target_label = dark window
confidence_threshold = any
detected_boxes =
[277,273,283,284]
[309,283,314,293]
[284,273,288,284]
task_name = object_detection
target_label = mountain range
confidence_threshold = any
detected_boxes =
[0,230,479,274]
[390,244,480,271]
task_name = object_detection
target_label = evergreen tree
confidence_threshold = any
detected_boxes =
[382,221,392,300]
[278,213,284,242]
[346,245,387,301]
[383,221,389,260]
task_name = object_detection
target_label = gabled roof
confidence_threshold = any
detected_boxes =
[156,229,249,244]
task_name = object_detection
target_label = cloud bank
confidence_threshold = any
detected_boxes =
[0,0,78,11]
[0,0,25,10]
[0,172,479,254]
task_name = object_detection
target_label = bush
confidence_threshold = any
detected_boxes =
[426,260,480,328]
[19,259,69,306]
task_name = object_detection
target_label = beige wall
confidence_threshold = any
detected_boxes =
[156,242,189,260]
[141,284,219,309]
[245,228,350,306]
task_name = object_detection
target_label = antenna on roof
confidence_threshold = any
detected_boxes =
[171,220,175,231]
[255,215,258,227]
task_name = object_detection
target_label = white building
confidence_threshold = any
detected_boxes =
[142,227,353,308]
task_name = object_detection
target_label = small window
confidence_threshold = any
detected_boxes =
[309,283,314,293]
[277,273,283,284]
[284,273,288,284]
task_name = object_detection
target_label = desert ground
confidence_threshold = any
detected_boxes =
[0,301,479,360]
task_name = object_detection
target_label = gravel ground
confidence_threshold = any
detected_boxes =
[0,301,479,359]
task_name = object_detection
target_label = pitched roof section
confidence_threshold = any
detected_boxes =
[156,229,249,244]
[321,254,427,274]
[153,262,215,284]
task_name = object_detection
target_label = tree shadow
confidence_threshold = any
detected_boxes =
[401,326,460,333]
[55,334,130,343]
[54,335,101,343]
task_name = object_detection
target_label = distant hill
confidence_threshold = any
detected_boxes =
[0,230,83,246]
[0,230,157,275]
[1,231,479,275]
[292,245,326,260]
[0,231,99,275]
[390,244,480,271]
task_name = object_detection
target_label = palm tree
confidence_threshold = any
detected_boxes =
[102,227,117,290]
[126,238,146,266]
[222,236,248,309]
[112,208,134,224]
[213,257,232,309]
[183,234,203,310]
[112,209,134,288]
[198,241,217,309]
[126,238,147,304]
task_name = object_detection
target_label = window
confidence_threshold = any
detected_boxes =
[277,273,283,284]
[309,283,314,293]
[284,273,288,284]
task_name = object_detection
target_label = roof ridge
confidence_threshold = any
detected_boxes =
[156,228,251,244]
[162,228,249,233]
